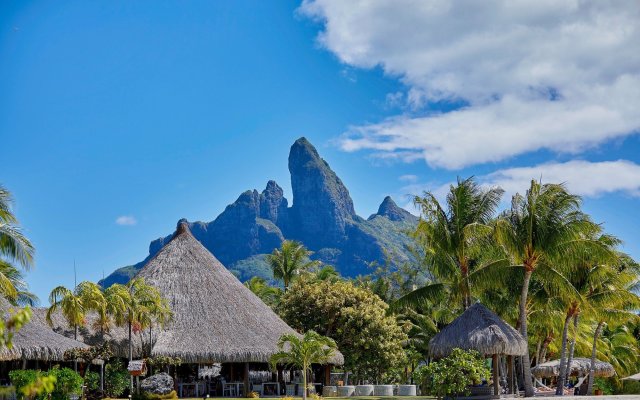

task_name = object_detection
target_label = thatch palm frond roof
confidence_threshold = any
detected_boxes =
[0,299,89,361]
[29,307,144,359]
[532,357,615,378]
[137,221,343,364]
[429,302,527,358]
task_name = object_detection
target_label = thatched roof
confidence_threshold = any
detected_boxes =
[532,357,616,378]
[429,302,527,358]
[142,221,343,364]
[29,307,141,359]
[0,299,89,361]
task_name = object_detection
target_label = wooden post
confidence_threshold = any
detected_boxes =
[324,365,331,386]
[244,362,250,397]
[507,356,514,394]
[492,354,500,397]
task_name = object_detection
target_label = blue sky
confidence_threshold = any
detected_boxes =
[1,1,639,303]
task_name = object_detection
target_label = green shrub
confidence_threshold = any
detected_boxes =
[83,371,100,392]
[593,377,615,395]
[415,348,491,400]
[620,379,640,394]
[9,370,40,399]
[104,361,130,398]
[47,367,83,400]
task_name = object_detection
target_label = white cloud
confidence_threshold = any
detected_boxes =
[481,159,640,198]
[300,0,640,169]
[115,215,137,226]
[417,160,640,206]
[398,174,418,182]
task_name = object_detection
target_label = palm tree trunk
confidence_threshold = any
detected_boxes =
[534,341,542,368]
[519,269,534,397]
[129,321,134,393]
[587,322,604,396]
[564,314,579,384]
[74,325,78,372]
[555,312,572,395]
[302,367,307,400]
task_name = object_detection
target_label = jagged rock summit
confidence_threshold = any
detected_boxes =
[101,137,418,287]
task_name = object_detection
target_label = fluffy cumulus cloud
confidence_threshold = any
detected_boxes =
[115,215,137,226]
[408,160,640,205]
[300,0,640,169]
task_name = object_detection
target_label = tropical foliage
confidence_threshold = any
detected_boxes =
[269,331,337,400]
[278,277,407,382]
[414,348,491,399]
[266,240,318,290]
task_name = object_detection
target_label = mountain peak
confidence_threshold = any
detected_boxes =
[373,196,417,222]
[288,137,355,248]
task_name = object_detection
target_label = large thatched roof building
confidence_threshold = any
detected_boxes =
[38,221,342,366]
[139,220,342,364]
[0,299,88,362]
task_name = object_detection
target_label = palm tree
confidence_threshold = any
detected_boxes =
[269,331,337,400]
[393,177,505,312]
[244,276,282,307]
[0,185,35,302]
[584,255,640,394]
[46,286,85,340]
[267,241,319,291]
[556,234,621,394]
[494,180,607,397]
[0,261,38,306]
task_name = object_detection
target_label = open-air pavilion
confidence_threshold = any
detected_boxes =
[429,302,528,398]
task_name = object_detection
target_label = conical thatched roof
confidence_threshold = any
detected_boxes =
[137,221,343,364]
[429,302,527,358]
[532,357,615,378]
[0,299,88,361]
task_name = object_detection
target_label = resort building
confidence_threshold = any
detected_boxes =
[3,221,343,396]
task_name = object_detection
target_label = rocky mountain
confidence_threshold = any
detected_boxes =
[100,137,418,287]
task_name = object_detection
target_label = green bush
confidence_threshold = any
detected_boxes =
[414,348,491,400]
[104,361,130,398]
[47,367,83,400]
[9,370,40,399]
[9,368,81,400]
[84,371,100,392]
[620,379,640,394]
[593,377,615,395]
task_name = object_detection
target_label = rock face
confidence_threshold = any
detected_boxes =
[100,137,418,287]
[140,373,174,395]
[372,196,417,223]
[288,137,355,248]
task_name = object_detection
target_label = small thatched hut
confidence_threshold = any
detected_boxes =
[429,302,527,397]
[0,299,88,363]
[532,358,615,378]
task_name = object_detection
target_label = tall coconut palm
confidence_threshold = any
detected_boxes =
[269,331,337,400]
[584,255,640,394]
[556,234,621,394]
[0,261,38,306]
[267,241,319,291]
[0,185,35,302]
[494,180,607,397]
[393,177,505,312]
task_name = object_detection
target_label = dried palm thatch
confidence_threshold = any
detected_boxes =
[138,221,343,364]
[429,302,527,358]
[532,357,615,378]
[0,299,89,361]
[29,307,141,359]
